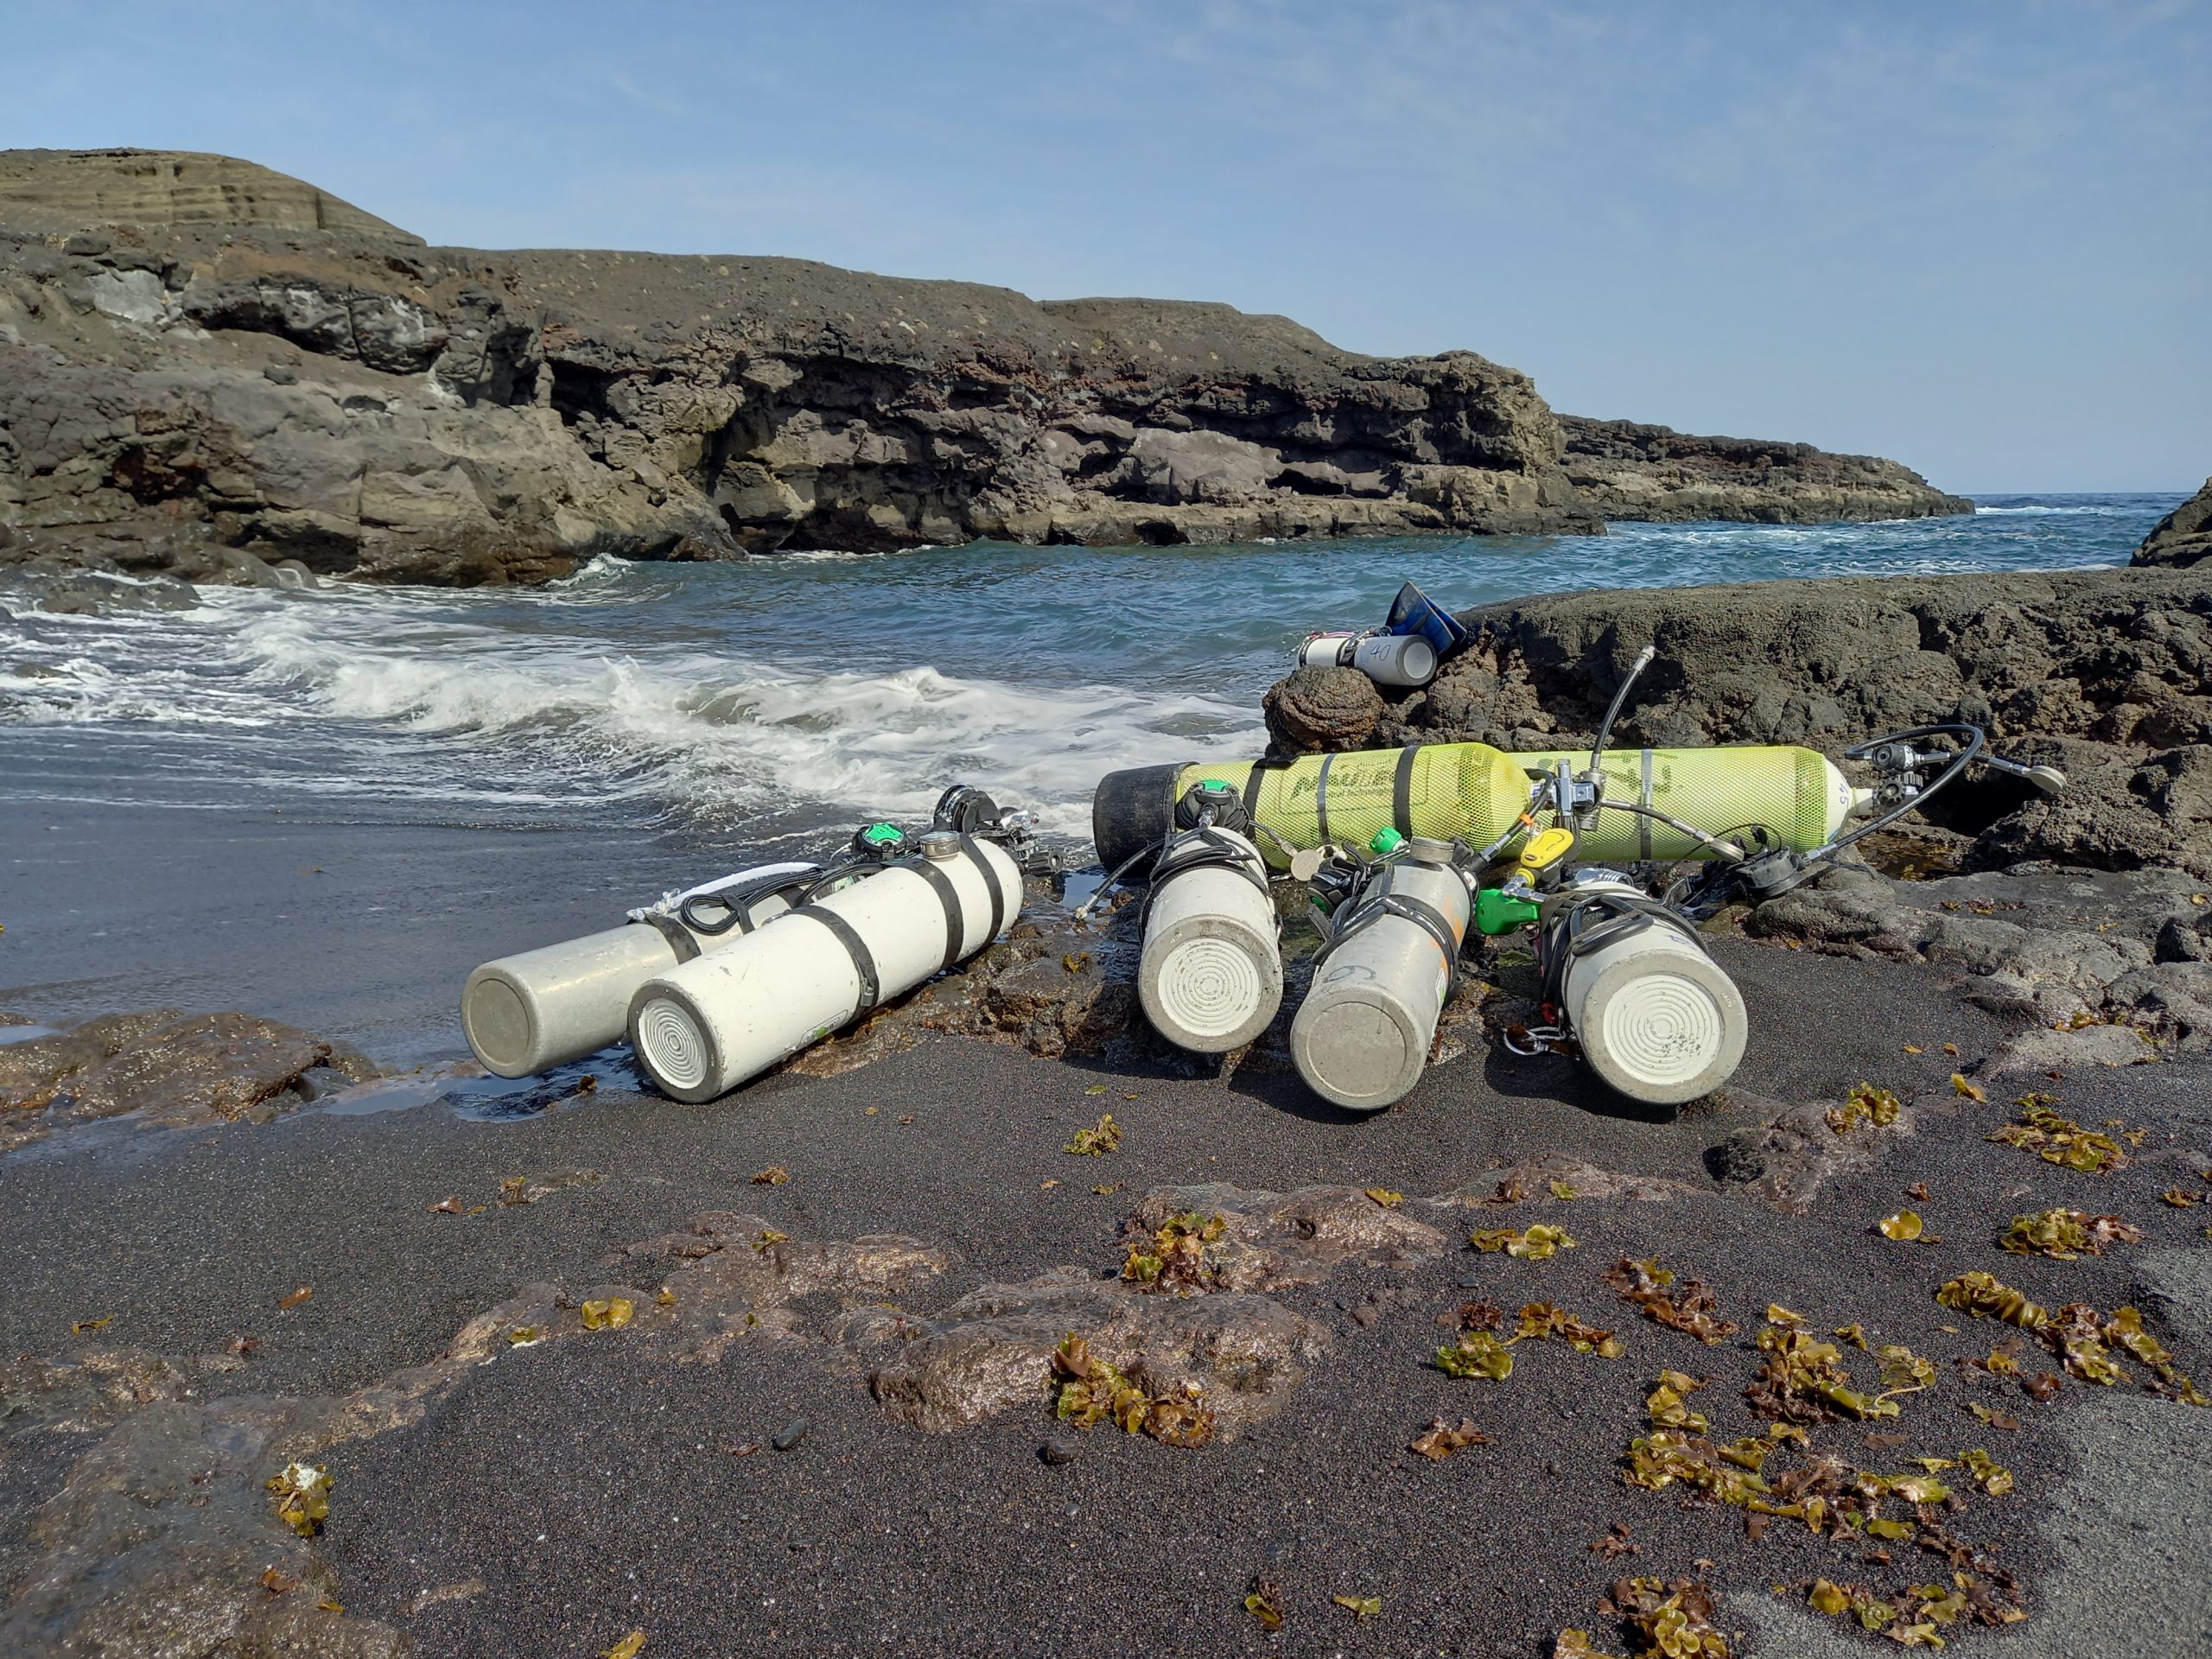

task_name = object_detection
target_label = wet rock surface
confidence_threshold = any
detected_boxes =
[1262,664,1385,753]
[1122,1182,1449,1288]
[868,1268,1330,1440]
[0,1008,378,1154]
[1746,863,2209,1047]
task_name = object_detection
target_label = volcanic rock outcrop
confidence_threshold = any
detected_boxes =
[0,148,1967,585]
[2133,476,2212,569]
[1259,563,2212,877]
[1559,415,1972,524]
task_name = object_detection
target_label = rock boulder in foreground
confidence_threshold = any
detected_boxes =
[0,148,1967,584]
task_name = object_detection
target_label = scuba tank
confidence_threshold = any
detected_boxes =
[1477,835,1747,1107]
[1290,831,1474,1112]
[1136,780,1282,1053]
[1296,631,1438,690]
[1544,877,1748,1105]
[461,862,819,1078]
[1091,741,1876,874]
[628,822,1023,1102]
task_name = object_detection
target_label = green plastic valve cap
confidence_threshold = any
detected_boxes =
[1199,778,1233,792]
[1476,887,1541,936]
[1368,827,1405,856]
[862,823,904,845]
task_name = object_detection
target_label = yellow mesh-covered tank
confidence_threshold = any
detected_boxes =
[1090,742,1870,871]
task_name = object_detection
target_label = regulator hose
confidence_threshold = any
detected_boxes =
[1816,721,1986,858]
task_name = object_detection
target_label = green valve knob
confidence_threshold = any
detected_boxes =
[862,823,904,845]
[1368,827,1405,857]
[1476,887,1541,936]
[1199,779,1233,792]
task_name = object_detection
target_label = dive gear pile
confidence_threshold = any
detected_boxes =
[459,786,1049,1093]
[1289,581,1468,691]
[460,604,2069,1114]
[1092,641,2065,1109]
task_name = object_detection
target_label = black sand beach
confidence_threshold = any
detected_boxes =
[3,795,2208,1657]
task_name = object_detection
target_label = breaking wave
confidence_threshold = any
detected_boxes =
[0,580,1259,842]
[0,495,2179,851]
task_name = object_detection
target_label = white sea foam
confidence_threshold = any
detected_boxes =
[3,581,1259,841]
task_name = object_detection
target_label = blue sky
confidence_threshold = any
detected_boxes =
[7,0,2206,492]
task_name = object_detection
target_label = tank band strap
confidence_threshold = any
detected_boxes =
[1319,889,1464,1002]
[1315,752,1336,844]
[1639,748,1655,862]
[958,833,1008,942]
[909,856,966,963]
[1139,825,1272,933]
[1392,745,1423,837]
[1539,890,1707,1013]
[795,906,881,1014]
[636,911,702,963]
[1241,756,1290,817]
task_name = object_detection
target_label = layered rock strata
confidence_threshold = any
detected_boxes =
[1,148,1969,585]
[1559,415,1972,523]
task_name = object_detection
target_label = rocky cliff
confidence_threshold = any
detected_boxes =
[0,148,419,242]
[1260,563,2212,878]
[2133,476,2212,569]
[1558,416,1972,523]
[0,149,1967,586]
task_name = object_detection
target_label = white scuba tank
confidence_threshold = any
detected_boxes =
[1290,836,1473,1111]
[1541,874,1747,1106]
[461,863,817,1077]
[628,831,1021,1102]
[1137,824,1281,1052]
[1297,631,1438,690]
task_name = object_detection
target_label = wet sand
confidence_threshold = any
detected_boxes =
[3,804,2208,1656]
[0,799,718,1068]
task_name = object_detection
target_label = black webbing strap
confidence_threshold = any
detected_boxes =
[675,892,755,938]
[1138,825,1273,933]
[792,905,881,1014]
[909,855,966,963]
[1317,888,1465,1001]
[958,832,1008,942]
[1315,752,1336,845]
[637,911,702,963]
[1242,756,1291,817]
[1392,744,1424,838]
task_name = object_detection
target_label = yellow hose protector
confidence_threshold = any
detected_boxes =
[1172,742,1866,868]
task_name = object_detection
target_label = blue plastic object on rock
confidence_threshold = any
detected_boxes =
[1385,581,1469,659]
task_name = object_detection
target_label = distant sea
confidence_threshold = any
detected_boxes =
[0,493,2185,858]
